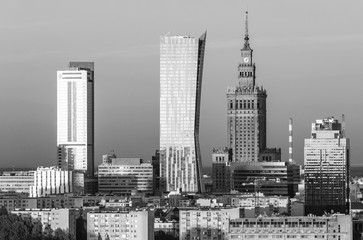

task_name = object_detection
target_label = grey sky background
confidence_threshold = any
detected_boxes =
[0,0,362,169]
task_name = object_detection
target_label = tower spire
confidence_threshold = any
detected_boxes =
[242,11,251,50]
[245,11,249,41]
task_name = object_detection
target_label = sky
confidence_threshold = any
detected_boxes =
[0,0,362,169]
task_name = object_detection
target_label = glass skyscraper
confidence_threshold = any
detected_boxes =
[57,62,94,192]
[159,33,206,193]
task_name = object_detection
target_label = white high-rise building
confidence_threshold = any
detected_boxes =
[159,33,207,193]
[57,62,94,180]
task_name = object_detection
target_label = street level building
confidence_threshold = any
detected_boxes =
[57,62,94,194]
[227,11,267,162]
[98,158,153,195]
[87,210,154,240]
[0,171,34,194]
[29,166,73,197]
[304,116,350,216]
[160,33,207,193]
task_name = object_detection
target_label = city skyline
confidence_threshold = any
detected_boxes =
[0,0,362,169]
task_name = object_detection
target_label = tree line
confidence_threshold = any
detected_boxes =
[0,207,72,240]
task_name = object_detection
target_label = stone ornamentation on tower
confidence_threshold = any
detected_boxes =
[227,11,267,162]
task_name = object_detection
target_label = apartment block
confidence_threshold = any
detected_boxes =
[87,210,154,240]
[179,208,240,240]
[228,215,351,240]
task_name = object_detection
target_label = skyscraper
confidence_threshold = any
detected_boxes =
[57,62,94,193]
[304,116,350,216]
[159,33,207,193]
[227,11,267,162]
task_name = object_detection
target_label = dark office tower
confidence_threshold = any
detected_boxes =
[57,62,95,194]
[304,117,350,216]
[211,147,232,193]
[160,32,207,193]
[152,150,161,195]
[227,11,267,162]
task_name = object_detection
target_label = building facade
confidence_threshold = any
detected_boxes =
[212,147,231,193]
[87,210,154,240]
[179,208,241,240]
[304,117,350,216]
[0,171,34,194]
[159,33,207,193]
[230,161,300,197]
[212,160,300,197]
[227,11,267,162]
[98,158,153,195]
[57,62,94,194]
[29,166,73,197]
[228,215,352,240]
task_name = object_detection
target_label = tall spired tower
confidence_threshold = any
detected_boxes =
[227,11,267,162]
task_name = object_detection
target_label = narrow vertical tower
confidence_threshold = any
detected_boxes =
[57,62,94,194]
[227,11,267,162]
[289,118,293,163]
[160,33,207,193]
[341,114,346,138]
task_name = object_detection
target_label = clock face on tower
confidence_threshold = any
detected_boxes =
[244,57,250,63]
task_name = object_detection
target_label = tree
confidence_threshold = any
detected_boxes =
[76,216,87,240]
[54,228,69,240]
[154,231,178,240]
[9,221,29,240]
[0,206,8,216]
[31,222,43,240]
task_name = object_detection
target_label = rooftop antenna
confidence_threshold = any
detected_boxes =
[341,114,346,138]
[289,118,293,163]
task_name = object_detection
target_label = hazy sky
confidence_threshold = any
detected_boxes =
[0,0,362,169]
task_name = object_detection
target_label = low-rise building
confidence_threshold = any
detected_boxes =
[30,166,73,197]
[98,158,153,195]
[0,196,37,212]
[196,198,222,208]
[0,171,34,194]
[179,208,241,240]
[155,218,179,238]
[12,208,80,240]
[228,215,352,240]
[231,194,289,215]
